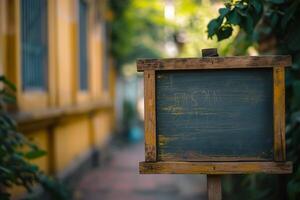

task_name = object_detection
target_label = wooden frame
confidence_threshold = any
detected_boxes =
[140,161,292,174]
[144,70,156,161]
[137,56,291,71]
[138,55,293,174]
[273,66,286,161]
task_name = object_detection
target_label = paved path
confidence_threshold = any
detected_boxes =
[75,143,207,200]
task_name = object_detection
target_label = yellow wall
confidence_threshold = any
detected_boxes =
[56,0,74,107]
[54,117,91,172]
[0,0,7,75]
[93,112,112,147]
[0,1,116,197]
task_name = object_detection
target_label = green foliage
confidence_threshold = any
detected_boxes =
[109,0,235,70]
[207,0,300,199]
[109,0,166,68]
[207,0,263,41]
[175,0,236,57]
[222,174,283,200]
[0,76,69,200]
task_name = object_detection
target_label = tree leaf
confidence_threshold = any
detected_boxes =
[0,166,12,174]
[207,18,223,38]
[227,10,241,25]
[25,149,47,160]
[219,7,230,18]
[0,114,17,130]
[217,26,233,41]
[2,92,16,104]
[0,76,16,92]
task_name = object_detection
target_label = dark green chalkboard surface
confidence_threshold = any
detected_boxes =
[156,68,273,161]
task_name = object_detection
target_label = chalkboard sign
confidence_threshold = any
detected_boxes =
[157,69,273,161]
[138,56,293,174]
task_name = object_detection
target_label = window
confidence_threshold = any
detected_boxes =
[21,0,48,90]
[79,0,88,91]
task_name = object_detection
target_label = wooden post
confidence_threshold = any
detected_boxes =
[207,175,222,200]
[202,48,222,200]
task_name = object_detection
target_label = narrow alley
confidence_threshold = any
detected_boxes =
[75,143,207,200]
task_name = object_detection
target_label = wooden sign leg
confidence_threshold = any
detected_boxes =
[207,175,222,200]
[202,49,222,200]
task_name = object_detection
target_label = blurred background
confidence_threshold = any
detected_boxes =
[0,0,299,200]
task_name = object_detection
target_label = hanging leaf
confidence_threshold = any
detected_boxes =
[207,18,223,38]
[227,9,241,25]
[216,25,233,41]
[219,7,230,18]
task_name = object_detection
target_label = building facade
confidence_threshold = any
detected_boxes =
[0,0,116,194]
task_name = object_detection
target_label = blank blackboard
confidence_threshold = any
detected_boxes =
[156,69,274,161]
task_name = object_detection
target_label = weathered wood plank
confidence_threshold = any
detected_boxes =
[207,175,222,200]
[273,67,286,161]
[139,161,293,174]
[137,55,292,71]
[144,70,157,161]
[156,69,274,161]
